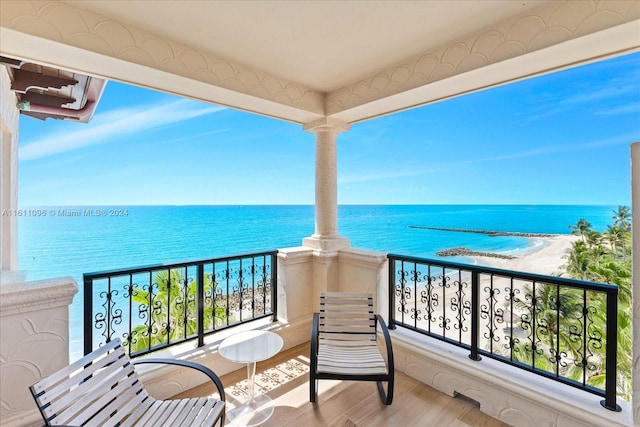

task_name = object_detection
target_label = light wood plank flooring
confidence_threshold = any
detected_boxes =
[176,342,509,426]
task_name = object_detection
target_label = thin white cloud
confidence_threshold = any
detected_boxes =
[472,133,637,163]
[559,85,639,106]
[339,133,638,185]
[594,102,640,116]
[339,169,431,184]
[163,128,230,144]
[525,67,640,122]
[19,99,225,161]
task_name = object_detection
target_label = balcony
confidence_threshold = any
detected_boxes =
[178,341,509,426]
[1,2,638,426]
[1,248,631,426]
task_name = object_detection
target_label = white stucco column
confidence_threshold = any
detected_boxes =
[631,142,640,426]
[0,65,20,273]
[302,118,350,253]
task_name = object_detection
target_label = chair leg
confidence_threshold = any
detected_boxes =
[310,375,317,402]
[376,379,394,405]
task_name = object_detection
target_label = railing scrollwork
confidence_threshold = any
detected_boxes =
[388,254,620,412]
[84,251,278,358]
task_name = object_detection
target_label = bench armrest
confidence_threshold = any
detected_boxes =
[133,358,225,401]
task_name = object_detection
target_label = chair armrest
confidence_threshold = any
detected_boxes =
[133,358,225,401]
[375,314,395,373]
[310,313,320,369]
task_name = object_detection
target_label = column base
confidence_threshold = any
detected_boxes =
[302,235,351,253]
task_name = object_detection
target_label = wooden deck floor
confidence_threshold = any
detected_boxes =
[176,342,509,426]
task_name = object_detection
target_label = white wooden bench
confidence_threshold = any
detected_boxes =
[30,338,225,426]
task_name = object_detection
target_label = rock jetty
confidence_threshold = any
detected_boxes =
[436,247,516,259]
[408,226,556,238]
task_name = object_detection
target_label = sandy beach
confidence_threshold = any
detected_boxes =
[470,234,579,276]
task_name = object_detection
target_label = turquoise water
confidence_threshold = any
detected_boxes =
[17,204,617,358]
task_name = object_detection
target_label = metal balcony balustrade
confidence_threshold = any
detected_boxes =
[83,251,278,358]
[387,254,620,412]
[82,249,621,414]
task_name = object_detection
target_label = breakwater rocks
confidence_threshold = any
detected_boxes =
[408,226,556,238]
[436,247,516,259]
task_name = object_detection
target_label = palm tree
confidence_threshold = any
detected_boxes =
[507,283,586,379]
[604,224,627,258]
[587,284,632,399]
[569,219,592,244]
[128,269,228,353]
[563,240,590,280]
[588,259,632,305]
[612,205,631,232]
[563,212,633,401]
[584,229,602,249]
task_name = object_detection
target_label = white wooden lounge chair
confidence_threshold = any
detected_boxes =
[29,338,225,427]
[310,292,394,404]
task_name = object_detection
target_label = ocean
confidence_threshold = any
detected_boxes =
[17,204,617,358]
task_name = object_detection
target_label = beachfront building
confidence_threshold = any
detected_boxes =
[1,1,639,426]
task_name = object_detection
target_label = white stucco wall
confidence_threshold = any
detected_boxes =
[0,277,77,427]
[337,247,388,319]
[392,328,632,427]
[0,64,19,271]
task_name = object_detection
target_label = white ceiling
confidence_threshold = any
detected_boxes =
[65,0,547,93]
[2,1,638,124]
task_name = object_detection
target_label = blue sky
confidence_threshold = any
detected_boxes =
[18,52,640,207]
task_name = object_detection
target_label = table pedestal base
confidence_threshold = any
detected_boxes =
[218,331,284,426]
[227,393,275,426]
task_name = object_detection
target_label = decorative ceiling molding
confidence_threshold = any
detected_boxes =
[0,0,324,119]
[1,1,638,125]
[325,0,640,117]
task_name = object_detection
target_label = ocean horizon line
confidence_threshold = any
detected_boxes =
[17,202,625,208]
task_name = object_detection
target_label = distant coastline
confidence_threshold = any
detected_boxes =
[424,227,577,274]
[471,234,577,276]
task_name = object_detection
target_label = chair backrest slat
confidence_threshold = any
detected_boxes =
[319,292,376,341]
[321,318,374,326]
[320,326,376,334]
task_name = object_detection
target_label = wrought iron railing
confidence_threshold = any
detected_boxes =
[387,254,620,412]
[84,251,278,357]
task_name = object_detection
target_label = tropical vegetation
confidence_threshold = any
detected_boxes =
[564,205,632,400]
[127,269,230,353]
[503,206,631,401]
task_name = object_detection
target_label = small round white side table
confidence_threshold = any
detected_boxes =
[218,330,284,426]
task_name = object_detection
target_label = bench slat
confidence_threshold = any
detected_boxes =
[117,396,157,427]
[30,338,225,427]
[33,340,121,393]
[36,343,125,404]
[191,398,221,427]
[41,355,135,421]
[63,372,145,426]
